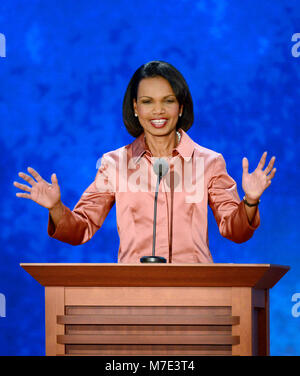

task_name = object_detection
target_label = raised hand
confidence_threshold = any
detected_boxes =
[13,167,61,209]
[242,152,276,202]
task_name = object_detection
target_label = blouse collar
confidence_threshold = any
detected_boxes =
[131,128,195,165]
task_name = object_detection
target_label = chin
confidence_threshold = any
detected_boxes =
[144,122,177,135]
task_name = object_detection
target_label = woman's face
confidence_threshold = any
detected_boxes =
[133,76,183,138]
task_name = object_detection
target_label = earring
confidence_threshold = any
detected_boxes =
[135,113,138,117]
[179,113,182,117]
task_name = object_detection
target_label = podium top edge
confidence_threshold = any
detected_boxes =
[19,263,290,288]
[19,263,290,268]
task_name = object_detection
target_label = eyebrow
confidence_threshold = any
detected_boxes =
[138,95,176,99]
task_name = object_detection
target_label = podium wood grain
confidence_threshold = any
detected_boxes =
[20,263,289,356]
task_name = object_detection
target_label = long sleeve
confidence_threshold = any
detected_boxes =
[208,154,260,243]
[48,168,115,245]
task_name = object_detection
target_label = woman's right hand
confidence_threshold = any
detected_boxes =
[13,167,61,210]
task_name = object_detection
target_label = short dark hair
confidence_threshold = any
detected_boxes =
[122,60,194,137]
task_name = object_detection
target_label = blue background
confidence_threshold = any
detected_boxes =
[0,0,299,355]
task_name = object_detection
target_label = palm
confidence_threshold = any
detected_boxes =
[14,167,61,209]
[242,152,276,201]
[30,180,60,208]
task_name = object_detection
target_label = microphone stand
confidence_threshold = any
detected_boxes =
[140,163,167,263]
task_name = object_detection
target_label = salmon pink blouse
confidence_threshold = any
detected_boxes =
[48,128,260,263]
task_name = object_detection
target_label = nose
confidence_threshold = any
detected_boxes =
[152,102,165,115]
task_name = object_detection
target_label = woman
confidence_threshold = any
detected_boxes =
[13,61,276,263]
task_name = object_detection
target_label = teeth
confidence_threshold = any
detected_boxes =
[151,119,167,124]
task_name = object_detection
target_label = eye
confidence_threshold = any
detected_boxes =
[166,99,175,103]
[141,100,151,104]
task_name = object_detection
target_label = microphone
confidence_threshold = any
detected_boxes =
[140,158,169,263]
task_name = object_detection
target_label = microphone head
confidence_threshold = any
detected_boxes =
[153,158,169,178]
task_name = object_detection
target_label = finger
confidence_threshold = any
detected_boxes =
[13,181,32,192]
[51,173,58,185]
[18,172,36,186]
[242,157,249,174]
[267,167,276,180]
[27,167,43,182]
[263,156,276,175]
[16,192,32,199]
[257,151,268,170]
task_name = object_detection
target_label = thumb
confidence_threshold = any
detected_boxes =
[242,157,249,174]
[51,173,58,185]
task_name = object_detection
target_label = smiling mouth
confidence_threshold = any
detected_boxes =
[150,119,168,128]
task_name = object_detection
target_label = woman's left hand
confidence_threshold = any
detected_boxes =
[242,151,276,202]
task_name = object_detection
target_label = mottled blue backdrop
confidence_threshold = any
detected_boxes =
[0,0,299,355]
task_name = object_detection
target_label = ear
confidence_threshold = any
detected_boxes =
[133,98,137,114]
[179,104,183,116]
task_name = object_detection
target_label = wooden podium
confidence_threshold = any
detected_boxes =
[20,263,289,356]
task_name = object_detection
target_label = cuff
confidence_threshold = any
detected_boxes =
[47,204,69,238]
[241,199,260,230]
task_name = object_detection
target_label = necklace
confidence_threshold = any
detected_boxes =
[144,131,181,148]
